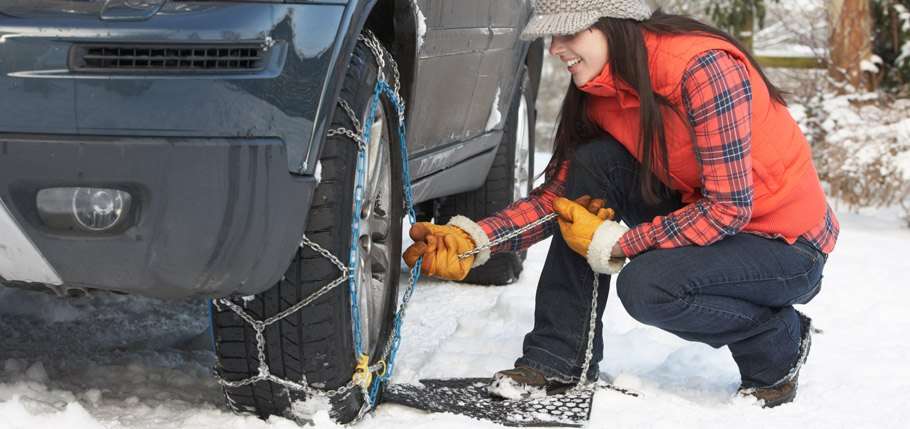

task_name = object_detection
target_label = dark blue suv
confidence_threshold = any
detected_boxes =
[0,0,542,422]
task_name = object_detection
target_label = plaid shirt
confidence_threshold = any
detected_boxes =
[477,50,839,258]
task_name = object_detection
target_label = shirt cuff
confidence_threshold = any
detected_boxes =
[619,223,656,258]
[448,215,492,268]
[476,218,507,254]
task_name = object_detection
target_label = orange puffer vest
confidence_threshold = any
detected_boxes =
[580,31,827,244]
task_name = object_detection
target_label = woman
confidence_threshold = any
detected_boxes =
[402,0,838,408]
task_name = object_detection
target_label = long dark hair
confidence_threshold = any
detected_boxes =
[547,9,787,204]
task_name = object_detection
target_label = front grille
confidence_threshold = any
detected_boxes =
[70,44,266,73]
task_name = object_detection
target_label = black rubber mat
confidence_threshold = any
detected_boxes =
[383,378,634,427]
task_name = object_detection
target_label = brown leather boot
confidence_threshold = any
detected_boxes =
[738,311,813,408]
[487,366,575,399]
[739,379,798,408]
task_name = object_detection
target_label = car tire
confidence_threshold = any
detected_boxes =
[436,65,536,286]
[210,36,403,424]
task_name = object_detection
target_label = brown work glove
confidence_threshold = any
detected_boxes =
[572,195,615,222]
[403,223,477,281]
[553,196,629,274]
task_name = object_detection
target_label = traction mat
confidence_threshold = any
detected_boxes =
[383,378,638,427]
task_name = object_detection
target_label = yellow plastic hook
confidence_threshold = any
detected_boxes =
[352,354,373,388]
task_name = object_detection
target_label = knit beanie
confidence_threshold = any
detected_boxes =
[520,0,653,41]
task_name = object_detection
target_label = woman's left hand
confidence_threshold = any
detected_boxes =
[554,197,631,274]
[553,197,614,257]
[573,195,625,258]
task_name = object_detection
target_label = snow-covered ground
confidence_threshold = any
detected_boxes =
[2,152,909,428]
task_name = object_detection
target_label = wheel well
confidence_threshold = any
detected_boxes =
[525,39,545,106]
[364,0,418,110]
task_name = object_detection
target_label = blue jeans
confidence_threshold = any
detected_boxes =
[516,135,827,388]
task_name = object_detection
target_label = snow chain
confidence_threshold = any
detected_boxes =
[212,30,419,424]
[213,29,602,425]
[458,212,601,392]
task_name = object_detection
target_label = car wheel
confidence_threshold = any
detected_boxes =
[437,65,536,285]
[210,35,402,424]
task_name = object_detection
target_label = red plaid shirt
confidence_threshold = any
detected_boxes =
[478,50,839,258]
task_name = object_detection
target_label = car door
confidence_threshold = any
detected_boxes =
[407,0,531,178]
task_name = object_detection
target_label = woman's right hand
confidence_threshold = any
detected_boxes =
[402,223,476,281]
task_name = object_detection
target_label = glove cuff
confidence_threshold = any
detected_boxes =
[586,221,630,274]
[446,215,491,268]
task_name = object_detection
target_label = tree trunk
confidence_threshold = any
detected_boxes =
[737,6,755,53]
[827,0,875,92]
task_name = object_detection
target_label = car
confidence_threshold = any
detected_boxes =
[0,0,543,423]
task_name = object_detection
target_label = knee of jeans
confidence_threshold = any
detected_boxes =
[616,258,679,325]
[571,135,634,174]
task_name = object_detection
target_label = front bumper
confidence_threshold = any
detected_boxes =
[0,134,315,299]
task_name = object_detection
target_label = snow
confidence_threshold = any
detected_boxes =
[487,373,546,400]
[3,153,910,428]
[753,45,819,58]
[484,88,502,131]
[413,0,427,51]
[753,0,828,59]
[898,4,910,64]
[810,94,910,183]
[860,55,883,74]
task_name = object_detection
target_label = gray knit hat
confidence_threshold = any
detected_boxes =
[520,0,653,41]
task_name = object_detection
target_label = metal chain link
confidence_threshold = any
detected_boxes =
[327,127,367,151]
[390,54,402,96]
[338,99,363,133]
[360,31,385,81]
[574,274,599,392]
[456,210,602,393]
[377,260,418,369]
[213,236,361,399]
[360,30,402,97]
[458,212,559,259]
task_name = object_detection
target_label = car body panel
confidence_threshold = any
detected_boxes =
[406,0,528,159]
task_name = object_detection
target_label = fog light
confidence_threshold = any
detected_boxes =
[72,188,127,230]
[37,187,132,232]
